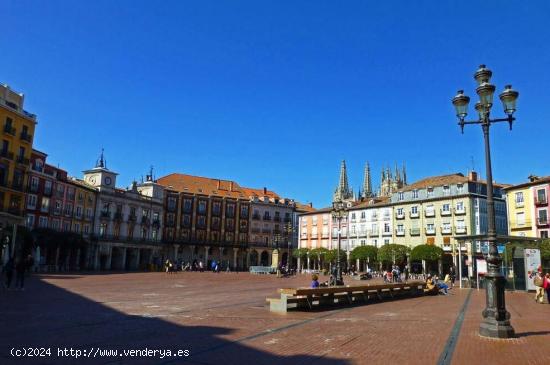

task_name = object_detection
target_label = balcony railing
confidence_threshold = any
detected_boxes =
[100,211,111,219]
[3,124,16,136]
[141,216,150,225]
[410,228,420,236]
[252,214,261,220]
[152,219,160,227]
[262,228,272,233]
[113,212,124,221]
[273,216,281,222]
[382,230,392,236]
[409,211,419,218]
[424,210,435,218]
[251,228,261,233]
[537,218,549,226]
[515,201,524,208]
[440,227,452,235]
[128,214,137,222]
[263,215,272,221]
[425,227,436,235]
[535,196,548,206]
[20,132,32,143]
[0,150,14,160]
[284,217,291,223]
[16,155,30,166]
[396,229,405,236]
[454,226,467,234]
[440,209,452,216]
[395,212,405,219]
[454,207,466,215]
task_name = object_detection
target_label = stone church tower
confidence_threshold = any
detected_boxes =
[333,160,354,202]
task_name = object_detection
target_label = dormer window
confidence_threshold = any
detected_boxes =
[398,192,404,201]
[427,187,434,198]
[412,190,419,199]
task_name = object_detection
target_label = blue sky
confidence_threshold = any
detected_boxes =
[2,1,549,208]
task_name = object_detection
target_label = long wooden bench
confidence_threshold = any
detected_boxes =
[267,281,427,313]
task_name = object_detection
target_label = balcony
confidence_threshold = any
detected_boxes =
[395,212,405,220]
[396,229,405,236]
[382,230,392,236]
[252,213,261,220]
[152,219,160,227]
[454,207,466,215]
[424,210,435,218]
[262,228,272,234]
[410,228,420,236]
[16,155,30,166]
[141,216,150,225]
[28,184,39,193]
[284,217,291,223]
[251,228,261,234]
[263,215,271,221]
[113,212,123,221]
[310,233,318,238]
[425,227,436,235]
[3,124,16,136]
[128,214,137,222]
[454,226,467,234]
[440,208,452,216]
[537,218,549,227]
[368,229,379,236]
[273,216,281,222]
[20,132,32,143]
[515,201,524,208]
[11,181,24,191]
[440,227,452,235]
[167,204,177,212]
[409,211,419,219]
[100,211,111,219]
[0,150,14,160]
[535,196,548,206]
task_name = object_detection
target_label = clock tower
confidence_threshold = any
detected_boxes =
[83,149,118,191]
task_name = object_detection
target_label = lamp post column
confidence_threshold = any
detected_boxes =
[479,120,514,338]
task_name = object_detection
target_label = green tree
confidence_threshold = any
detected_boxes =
[410,244,443,262]
[350,246,378,262]
[292,248,309,259]
[378,244,410,264]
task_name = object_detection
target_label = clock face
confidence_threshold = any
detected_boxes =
[89,176,96,184]
[105,176,112,186]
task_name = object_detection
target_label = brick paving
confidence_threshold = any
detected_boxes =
[1,272,549,365]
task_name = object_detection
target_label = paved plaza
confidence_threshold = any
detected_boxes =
[1,272,550,365]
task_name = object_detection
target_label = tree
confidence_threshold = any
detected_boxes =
[378,244,410,265]
[292,248,309,259]
[410,244,443,262]
[350,246,378,262]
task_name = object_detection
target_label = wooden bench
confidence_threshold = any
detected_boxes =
[267,281,427,313]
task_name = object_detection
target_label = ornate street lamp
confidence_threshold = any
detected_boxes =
[331,198,347,286]
[451,64,519,339]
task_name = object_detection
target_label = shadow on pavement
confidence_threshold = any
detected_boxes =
[0,277,349,365]
[515,331,550,338]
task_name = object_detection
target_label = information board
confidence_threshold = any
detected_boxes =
[524,248,541,291]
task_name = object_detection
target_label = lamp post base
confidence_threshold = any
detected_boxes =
[479,274,515,339]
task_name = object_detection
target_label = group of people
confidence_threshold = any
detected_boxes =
[426,274,452,295]
[382,265,410,283]
[533,270,550,304]
[164,259,228,274]
[1,254,34,291]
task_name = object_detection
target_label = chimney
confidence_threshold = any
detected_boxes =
[217,180,220,189]
[528,175,540,182]
[229,181,233,191]
[309,202,313,208]
[469,171,478,182]
[263,187,267,194]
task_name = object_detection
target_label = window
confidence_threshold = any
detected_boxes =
[456,201,464,212]
[183,199,192,212]
[40,197,50,213]
[27,194,37,209]
[38,216,48,228]
[384,223,390,233]
[212,201,221,215]
[539,210,548,225]
[30,176,39,192]
[51,220,60,230]
[397,224,404,232]
[44,180,52,195]
[457,184,464,194]
[351,212,356,221]
[426,223,435,231]
[75,206,83,218]
[86,208,93,219]
[398,192,404,201]
[226,204,235,217]
[515,212,525,226]
[537,189,547,204]
[443,185,450,196]
[240,205,249,218]
[541,231,549,239]
[411,206,418,214]
[361,211,366,219]
[442,203,450,213]
[412,190,419,199]
[26,214,35,228]
[63,221,70,232]
[84,225,90,234]
[167,197,177,211]
[427,187,434,198]
[99,223,107,237]
[515,192,524,205]
[442,222,451,232]
[74,223,80,233]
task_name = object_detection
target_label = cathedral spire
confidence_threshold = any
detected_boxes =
[333,160,353,202]
[362,162,373,198]
[402,163,407,185]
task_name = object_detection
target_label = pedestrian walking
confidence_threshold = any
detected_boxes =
[15,258,26,290]
[534,271,544,303]
[3,258,14,289]
[544,273,550,304]
[449,265,456,288]
[403,266,409,282]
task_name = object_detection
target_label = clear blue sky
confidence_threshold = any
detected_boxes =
[2,1,549,208]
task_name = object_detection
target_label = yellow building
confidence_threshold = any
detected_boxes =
[68,179,97,238]
[0,84,37,236]
[503,176,548,238]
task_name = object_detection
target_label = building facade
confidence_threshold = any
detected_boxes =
[1,84,36,261]
[389,171,508,257]
[504,175,550,238]
[347,197,393,250]
[81,154,165,270]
